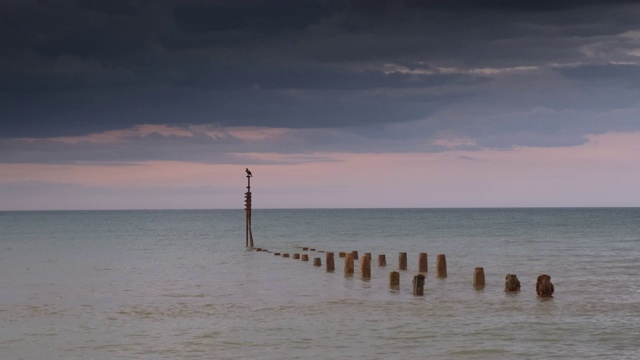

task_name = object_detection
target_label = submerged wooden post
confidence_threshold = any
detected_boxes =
[301,254,309,261]
[339,252,346,258]
[436,254,447,278]
[473,267,485,288]
[313,257,321,266]
[293,253,300,260]
[326,252,335,272]
[418,253,428,273]
[536,274,555,298]
[361,254,371,279]
[389,271,400,287]
[282,253,290,258]
[344,253,354,275]
[504,274,521,292]
[351,250,359,260]
[378,254,386,266]
[413,274,425,295]
[399,252,407,270]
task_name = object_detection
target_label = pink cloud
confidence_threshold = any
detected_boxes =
[1,132,639,209]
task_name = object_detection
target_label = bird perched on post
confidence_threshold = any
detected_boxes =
[245,168,253,177]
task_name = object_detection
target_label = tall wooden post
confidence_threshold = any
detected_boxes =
[245,175,254,248]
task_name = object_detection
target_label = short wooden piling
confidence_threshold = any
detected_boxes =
[413,274,425,296]
[326,252,335,272]
[399,252,407,270]
[436,254,447,278]
[339,252,346,258]
[255,248,262,251]
[293,253,300,260]
[344,253,355,275]
[313,257,321,266]
[504,274,521,292]
[364,252,372,260]
[302,247,309,251]
[418,252,428,273]
[283,253,290,258]
[536,274,554,298]
[378,254,386,266]
[310,248,316,252]
[389,271,400,287]
[360,254,371,279]
[351,250,359,260]
[274,252,281,256]
[301,254,309,261]
[473,267,485,288]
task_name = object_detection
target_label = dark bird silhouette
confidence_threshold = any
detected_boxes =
[245,168,253,177]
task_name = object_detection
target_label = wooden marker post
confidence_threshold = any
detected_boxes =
[301,254,309,261]
[344,253,355,275]
[293,253,300,260]
[313,258,321,266]
[244,171,254,248]
[339,252,346,258]
[473,267,485,288]
[418,253,428,273]
[351,251,359,260]
[378,254,386,266]
[361,254,371,279]
[436,254,447,278]
[399,252,407,270]
[326,252,335,272]
[413,274,425,296]
[283,253,290,258]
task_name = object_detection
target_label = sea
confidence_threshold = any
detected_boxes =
[1,208,639,359]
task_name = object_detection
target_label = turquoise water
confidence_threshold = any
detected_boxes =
[1,208,639,359]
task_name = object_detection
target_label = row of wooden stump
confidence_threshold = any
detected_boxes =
[253,247,554,297]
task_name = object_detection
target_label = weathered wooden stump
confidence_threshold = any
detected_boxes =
[255,248,262,251]
[536,274,554,298]
[418,252,428,273]
[274,252,281,256]
[360,254,371,279]
[310,248,316,252]
[473,267,485,288]
[339,252,346,258]
[301,254,309,261]
[413,274,425,296]
[399,252,407,270]
[436,254,447,278]
[313,257,321,266]
[302,247,309,251]
[504,274,521,292]
[282,253,290,258]
[326,252,335,272]
[351,250,359,260]
[389,271,400,287]
[364,252,372,260]
[344,253,355,274]
[293,253,300,260]
[378,254,386,266]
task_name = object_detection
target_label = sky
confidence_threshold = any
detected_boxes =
[1,0,640,210]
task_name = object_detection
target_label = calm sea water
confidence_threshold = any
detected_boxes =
[1,208,639,359]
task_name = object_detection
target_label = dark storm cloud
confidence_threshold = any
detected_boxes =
[1,0,640,150]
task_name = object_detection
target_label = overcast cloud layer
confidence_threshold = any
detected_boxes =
[2,0,640,165]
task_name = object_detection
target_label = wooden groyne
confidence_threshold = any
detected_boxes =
[251,246,554,297]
